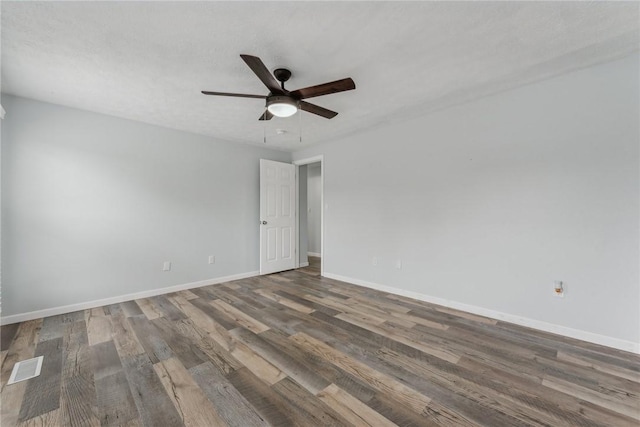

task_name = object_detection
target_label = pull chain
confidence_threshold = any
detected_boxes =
[263,112,266,144]
[299,107,302,143]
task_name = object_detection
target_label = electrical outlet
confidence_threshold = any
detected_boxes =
[396,259,402,270]
[208,255,216,264]
[163,261,171,272]
[372,257,378,266]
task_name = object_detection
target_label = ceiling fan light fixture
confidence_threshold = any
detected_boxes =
[267,96,298,117]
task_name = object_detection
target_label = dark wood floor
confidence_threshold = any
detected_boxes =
[2,257,639,426]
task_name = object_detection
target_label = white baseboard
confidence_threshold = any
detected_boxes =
[1,271,260,325]
[308,252,321,257]
[299,262,309,267]
[323,272,639,355]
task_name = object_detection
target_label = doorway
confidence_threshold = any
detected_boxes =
[294,156,323,276]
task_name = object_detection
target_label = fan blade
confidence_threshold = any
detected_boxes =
[259,110,273,121]
[299,101,338,119]
[240,54,284,95]
[201,91,266,99]
[290,78,355,99]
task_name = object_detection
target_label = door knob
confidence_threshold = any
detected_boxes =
[261,221,267,225]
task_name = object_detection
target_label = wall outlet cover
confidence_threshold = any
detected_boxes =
[553,281,565,298]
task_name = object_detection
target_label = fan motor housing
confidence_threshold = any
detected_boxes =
[273,68,292,83]
[266,95,298,105]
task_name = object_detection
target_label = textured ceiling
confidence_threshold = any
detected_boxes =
[2,2,638,151]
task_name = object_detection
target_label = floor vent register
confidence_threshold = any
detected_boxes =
[7,356,44,385]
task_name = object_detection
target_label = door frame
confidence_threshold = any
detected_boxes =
[293,155,324,277]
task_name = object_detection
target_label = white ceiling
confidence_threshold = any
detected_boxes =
[2,2,638,152]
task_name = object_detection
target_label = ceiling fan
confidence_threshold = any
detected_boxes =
[202,54,356,120]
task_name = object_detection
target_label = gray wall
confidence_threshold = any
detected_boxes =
[293,54,640,345]
[307,163,322,255]
[1,95,290,317]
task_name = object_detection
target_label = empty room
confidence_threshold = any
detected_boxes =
[1,1,639,426]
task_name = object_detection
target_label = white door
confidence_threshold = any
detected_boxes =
[260,159,296,274]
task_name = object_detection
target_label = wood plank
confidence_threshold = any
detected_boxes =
[391,310,449,330]
[272,290,341,316]
[16,409,60,427]
[263,273,293,283]
[106,310,146,364]
[127,316,173,364]
[377,346,567,426]
[331,295,415,326]
[134,298,163,320]
[415,323,545,369]
[1,321,41,386]
[147,295,187,322]
[226,367,297,426]
[166,295,235,352]
[154,357,228,426]
[542,376,640,421]
[260,329,378,403]
[301,294,383,322]
[365,392,450,427]
[1,320,42,427]
[253,288,315,314]
[384,294,497,326]
[296,320,498,426]
[61,311,85,324]
[221,292,306,336]
[316,384,397,427]
[176,289,199,300]
[230,340,287,385]
[37,315,65,343]
[1,323,20,351]
[60,375,100,427]
[336,290,412,311]
[433,305,498,325]
[120,355,183,426]
[557,350,640,383]
[119,301,144,318]
[18,337,63,422]
[150,317,208,369]
[230,327,330,394]
[336,311,386,328]
[94,371,139,426]
[210,299,270,333]
[170,318,241,375]
[92,340,124,381]
[290,332,432,415]
[86,308,112,346]
[189,362,268,427]
[60,319,100,426]
[334,312,460,364]
[190,297,239,331]
[457,356,629,427]
[533,353,640,403]
[271,377,351,426]
[189,286,217,301]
